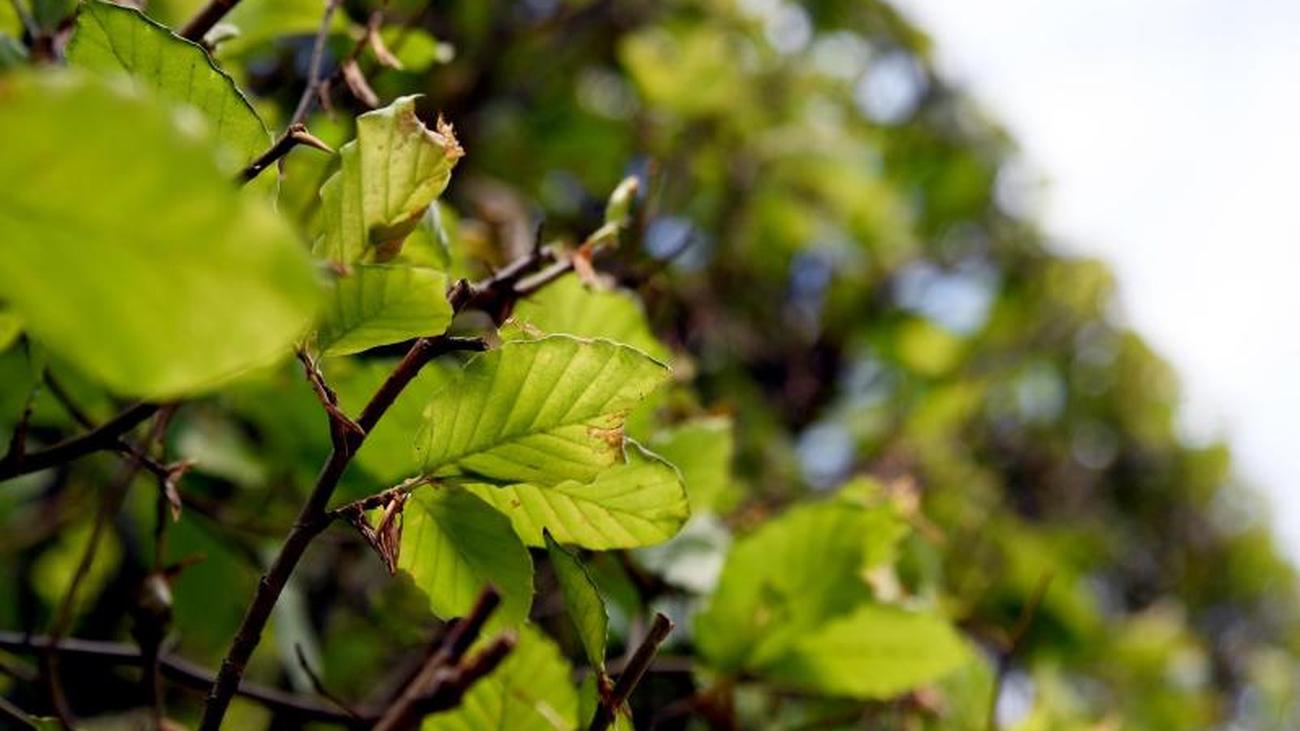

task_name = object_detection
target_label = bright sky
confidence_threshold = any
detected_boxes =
[895,0,1300,555]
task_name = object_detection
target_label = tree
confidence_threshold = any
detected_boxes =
[1,0,1296,729]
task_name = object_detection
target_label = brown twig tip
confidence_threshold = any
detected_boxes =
[372,586,508,731]
[589,613,674,731]
[239,123,335,184]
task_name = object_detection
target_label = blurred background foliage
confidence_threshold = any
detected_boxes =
[2,0,1298,729]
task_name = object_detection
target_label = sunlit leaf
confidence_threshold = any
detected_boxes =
[315,265,452,356]
[415,336,670,485]
[316,95,463,264]
[398,487,533,627]
[762,604,970,699]
[0,72,321,399]
[695,501,880,671]
[67,0,270,174]
[649,416,737,513]
[509,274,669,361]
[545,531,608,670]
[466,443,687,549]
[424,625,579,731]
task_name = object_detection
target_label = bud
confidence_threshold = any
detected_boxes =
[603,176,640,228]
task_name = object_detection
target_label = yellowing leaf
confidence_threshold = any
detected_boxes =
[0,72,321,399]
[316,95,463,264]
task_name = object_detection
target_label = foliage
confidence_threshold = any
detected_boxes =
[1,0,1297,729]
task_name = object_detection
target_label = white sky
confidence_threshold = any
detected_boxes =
[895,0,1300,555]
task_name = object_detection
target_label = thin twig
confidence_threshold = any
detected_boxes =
[289,0,345,126]
[179,0,242,43]
[200,244,584,729]
[0,402,159,481]
[589,613,674,731]
[0,632,363,726]
[239,123,333,183]
[373,587,515,731]
[197,336,484,730]
[986,571,1053,731]
[295,643,363,721]
[42,407,176,728]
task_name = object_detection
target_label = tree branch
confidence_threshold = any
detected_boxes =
[200,241,583,729]
[239,123,333,184]
[373,587,515,731]
[179,0,242,43]
[588,613,674,731]
[0,632,363,726]
[0,401,159,481]
[197,336,484,730]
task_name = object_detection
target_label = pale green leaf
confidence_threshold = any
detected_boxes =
[545,531,609,670]
[415,336,670,485]
[398,487,533,628]
[695,501,881,671]
[67,0,270,174]
[509,274,669,361]
[316,95,463,264]
[465,443,688,549]
[762,604,970,699]
[315,265,452,356]
[424,625,579,731]
[0,72,321,399]
[650,416,737,513]
[0,310,21,352]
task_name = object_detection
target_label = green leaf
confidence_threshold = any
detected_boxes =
[329,358,456,484]
[0,71,321,399]
[398,487,533,628]
[545,531,609,670]
[424,625,579,731]
[465,443,688,549]
[415,336,670,485]
[315,265,452,356]
[694,501,880,671]
[316,95,463,265]
[0,310,21,353]
[649,416,737,513]
[509,274,669,361]
[762,604,970,699]
[67,0,271,174]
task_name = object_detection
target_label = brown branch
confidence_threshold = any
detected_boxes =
[0,401,159,481]
[588,613,674,731]
[295,643,363,721]
[0,632,363,726]
[200,238,589,729]
[289,0,345,126]
[197,335,485,730]
[179,0,242,43]
[43,406,176,728]
[373,587,515,731]
[239,123,334,184]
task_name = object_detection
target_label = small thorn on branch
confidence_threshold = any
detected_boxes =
[239,123,334,184]
[588,612,674,731]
